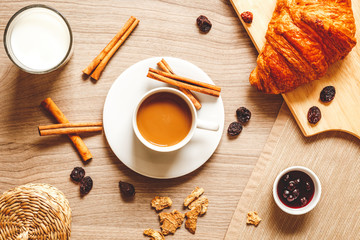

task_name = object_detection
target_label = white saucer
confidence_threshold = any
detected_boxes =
[103,57,224,179]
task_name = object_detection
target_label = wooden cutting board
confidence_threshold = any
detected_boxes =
[230,0,360,139]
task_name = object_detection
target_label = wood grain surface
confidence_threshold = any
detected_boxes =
[225,103,360,239]
[0,0,283,239]
[230,0,360,139]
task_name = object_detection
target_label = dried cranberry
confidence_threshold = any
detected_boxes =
[292,189,299,199]
[70,167,85,182]
[307,106,321,124]
[119,181,135,197]
[241,11,253,24]
[80,176,93,195]
[300,197,308,206]
[227,122,243,136]
[320,86,335,103]
[236,107,251,123]
[294,178,301,185]
[283,174,290,182]
[196,15,212,33]
[283,190,290,198]
[287,195,295,202]
[305,182,311,191]
[287,181,296,191]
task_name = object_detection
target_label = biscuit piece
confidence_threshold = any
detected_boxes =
[183,187,204,207]
[151,196,172,211]
[188,196,208,215]
[246,211,261,226]
[143,229,165,240]
[185,205,202,234]
[159,209,185,235]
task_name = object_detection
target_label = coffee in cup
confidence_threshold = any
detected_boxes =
[136,91,192,147]
[133,87,218,152]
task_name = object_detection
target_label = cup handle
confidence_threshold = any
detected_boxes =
[196,119,219,131]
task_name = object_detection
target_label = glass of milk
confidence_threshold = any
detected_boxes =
[4,5,73,74]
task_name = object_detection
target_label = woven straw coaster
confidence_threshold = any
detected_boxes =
[0,183,71,240]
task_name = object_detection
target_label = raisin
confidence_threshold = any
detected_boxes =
[320,86,335,103]
[236,107,251,123]
[196,15,212,33]
[241,11,253,24]
[70,167,85,182]
[307,106,321,124]
[227,122,243,136]
[80,176,93,195]
[119,181,135,197]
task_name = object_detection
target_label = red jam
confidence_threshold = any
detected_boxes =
[277,170,315,208]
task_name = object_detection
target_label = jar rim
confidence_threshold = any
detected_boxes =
[3,4,73,74]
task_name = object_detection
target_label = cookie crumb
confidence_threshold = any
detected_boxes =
[246,211,261,226]
[143,229,165,240]
[151,196,172,211]
[159,209,185,235]
[188,196,209,215]
[185,205,202,234]
[184,187,204,207]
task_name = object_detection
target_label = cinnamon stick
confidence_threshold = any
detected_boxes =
[147,71,220,97]
[91,18,140,80]
[39,127,102,136]
[82,16,136,75]
[40,98,93,161]
[157,60,174,74]
[38,122,103,136]
[148,68,221,92]
[39,122,103,130]
[157,59,202,110]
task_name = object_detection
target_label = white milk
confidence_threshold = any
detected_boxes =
[5,6,72,73]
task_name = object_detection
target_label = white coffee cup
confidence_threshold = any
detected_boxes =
[133,87,219,152]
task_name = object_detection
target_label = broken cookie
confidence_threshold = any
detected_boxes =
[246,211,261,226]
[188,196,208,215]
[143,229,165,240]
[183,187,204,207]
[151,196,172,211]
[159,209,185,235]
[185,205,201,234]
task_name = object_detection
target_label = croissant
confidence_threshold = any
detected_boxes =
[249,0,357,94]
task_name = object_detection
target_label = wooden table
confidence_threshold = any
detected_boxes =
[0,1,283,239]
